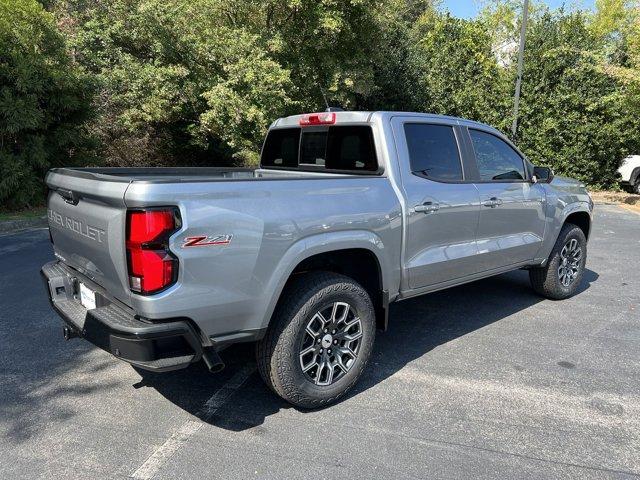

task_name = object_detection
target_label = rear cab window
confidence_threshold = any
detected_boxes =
[261,126,379,174]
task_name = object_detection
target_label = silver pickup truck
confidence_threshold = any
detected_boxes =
[42,111,593,408]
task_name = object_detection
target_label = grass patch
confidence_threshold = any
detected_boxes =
[0,207,47,222]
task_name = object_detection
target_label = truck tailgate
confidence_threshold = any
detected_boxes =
[45,169,131,305]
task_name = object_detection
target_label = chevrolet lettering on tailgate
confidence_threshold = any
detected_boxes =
[48,209,106,244]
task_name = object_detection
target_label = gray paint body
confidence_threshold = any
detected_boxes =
[44,111,593,345]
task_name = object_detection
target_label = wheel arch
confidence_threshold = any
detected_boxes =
[289,248,388,331]
[564,210,591,240]
[260,231,392,334]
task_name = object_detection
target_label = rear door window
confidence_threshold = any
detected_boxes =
[403,124,463,181]
[261,126,378,173]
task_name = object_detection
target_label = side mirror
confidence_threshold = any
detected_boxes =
[532,166,554,184]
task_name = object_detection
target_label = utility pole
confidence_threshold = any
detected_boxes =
[512,0,529,138]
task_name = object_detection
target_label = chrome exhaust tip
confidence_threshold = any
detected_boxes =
[202,348,225,373]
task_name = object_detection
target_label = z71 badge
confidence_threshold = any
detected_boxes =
[182,234,233,248]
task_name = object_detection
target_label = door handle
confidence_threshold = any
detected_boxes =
[483,197,503,208]
[414,202,440,214]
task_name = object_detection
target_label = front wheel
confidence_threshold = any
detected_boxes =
[256,272,376,409]
[529,223,587,300]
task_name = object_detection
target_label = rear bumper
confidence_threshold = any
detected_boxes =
[41,261,204,372]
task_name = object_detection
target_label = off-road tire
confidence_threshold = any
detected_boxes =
[529,223,587,300]
[256,271,376,409]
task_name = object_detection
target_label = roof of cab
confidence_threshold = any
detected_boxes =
[270,111,501,135]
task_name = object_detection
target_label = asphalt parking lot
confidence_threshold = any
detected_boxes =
[1,204,639,479]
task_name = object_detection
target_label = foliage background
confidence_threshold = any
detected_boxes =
[1,0,639,210]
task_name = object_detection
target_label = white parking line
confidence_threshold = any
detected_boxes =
[130,364,255,479]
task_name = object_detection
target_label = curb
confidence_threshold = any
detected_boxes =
[0,216,48,234]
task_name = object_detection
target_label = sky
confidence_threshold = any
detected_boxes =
[443,0,597,19]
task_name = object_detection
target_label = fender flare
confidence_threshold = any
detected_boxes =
[257,230,391,331]
[537,201,592,262]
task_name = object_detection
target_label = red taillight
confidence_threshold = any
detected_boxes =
[126,209,179,295]
[299,112,336,126]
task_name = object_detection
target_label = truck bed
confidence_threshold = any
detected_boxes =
[44,166,401,331]
[50,167,336,184]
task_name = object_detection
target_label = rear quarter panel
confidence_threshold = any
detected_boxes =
[124,177,402,341]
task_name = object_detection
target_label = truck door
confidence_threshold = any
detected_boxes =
[465,127,546,271]
[391,117,481,289]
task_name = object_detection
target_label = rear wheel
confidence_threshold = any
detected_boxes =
[256,272,375,409]
[633,177,640,195]
[529,223,587,300]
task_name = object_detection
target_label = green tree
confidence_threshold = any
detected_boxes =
[55,0,384,166]
[591,0,640,61]
[407,9,508,125]
[242,0,383,110]
[351,0,427,110]
[515,11,639,187]
[590,0,640,132]
[57,0,296,166]
[3,0,636,196]
[0,0,94,210]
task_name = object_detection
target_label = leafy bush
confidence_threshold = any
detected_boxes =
[0,0,95,210]
[515,12,640,187]
[407,10,509,126]
[57,0,381,167]
[55,0,296,167]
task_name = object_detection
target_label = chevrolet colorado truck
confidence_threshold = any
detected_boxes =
[42,111,593,408]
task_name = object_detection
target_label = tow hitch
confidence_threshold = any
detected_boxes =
[62,325,79,340]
